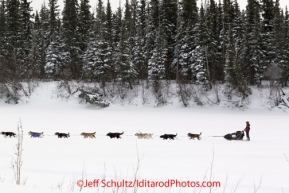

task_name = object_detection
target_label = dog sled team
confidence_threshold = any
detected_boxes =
[0,131,198,140]
[1,121,251,141]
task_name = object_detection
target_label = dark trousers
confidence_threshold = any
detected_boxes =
[245,131,250,141]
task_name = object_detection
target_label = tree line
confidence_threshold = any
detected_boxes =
[0,0,289,103]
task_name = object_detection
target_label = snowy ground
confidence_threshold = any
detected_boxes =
[0,82,289,193]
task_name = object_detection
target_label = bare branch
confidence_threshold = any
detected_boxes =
[231,175,245,193]
[10,119,24,185]
[253,176,263,193]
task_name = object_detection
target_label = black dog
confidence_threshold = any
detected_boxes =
[106,132,124,139]
[1,132,16,137]
[160,133,177,140]
[55,132,70,138]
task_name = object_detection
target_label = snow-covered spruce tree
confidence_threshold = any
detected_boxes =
[66,0,92,80]
[82,0,103,81]
[219,0,241,84]
[225,25,251,100]
[81,39,97,81]
[0,0,35,102]
[174,0,198,82]
[189,4,209,86]
[279,7,289,86]
[3,0,20,78]
[132,0,147,80]
[0,0,5,52]
[33,4,50,78]
[113,0,138,91]
[218,0,229,78]
[125,0,137,60]
[173,0,196,106]
[203,0,224,84]
[62,0,82,79]
[148,8,168,105]
[111,4,122,51]
[0,0,23,103]
[177,3,211,107]
[98,1,116,84]
[232,0,263,87]
[78,0,92,52]
[45,0,66,80]
[145,0,159,77]
[0,0,6,79]
[230,1,244,56]
[259,0,275,83]
[18,0,34,79]
[251,4,265,86]
[239,0,263,86]
[45,39,68,80]
[160,0,178,80]
[29,12,43,78]
[96,11,122,97]
[263,0,285,107]
[270,0,284,85]
[65,0,92,79]
[147,0,166,81]
[114,17,138,91]
[82,0,114,91]
[104,0,114,57]
[213,0,226,82]
[148,28,167,82]
[1,0,33,80]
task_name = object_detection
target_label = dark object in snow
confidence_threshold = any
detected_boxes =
[1,131,16,137]
[79,89,110,108]
[106,132,124,139]
[224,131,244,140]
[55,132,70,138]
[160,133,177,140]
[28,131,44,138]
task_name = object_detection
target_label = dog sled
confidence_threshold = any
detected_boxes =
[224,130,244,140]
[211,130,245,141]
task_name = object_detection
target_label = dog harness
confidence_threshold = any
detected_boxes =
[31,133,41,137]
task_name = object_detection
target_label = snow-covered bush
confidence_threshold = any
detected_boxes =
[0,81,36,104]
[78,89,110,108]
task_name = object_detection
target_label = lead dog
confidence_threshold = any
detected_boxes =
[80,132,96,138]
[135,132,153,139]
[28,131,44,138]
[160,133,177,140]
[1,132,16,137]
[187,132,202,140]
[55,132,70,138]
[107,132,124,139]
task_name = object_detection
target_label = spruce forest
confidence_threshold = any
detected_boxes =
[0,0,289,106]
